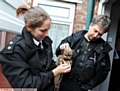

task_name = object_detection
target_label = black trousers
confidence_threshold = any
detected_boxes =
[58,80,88,91]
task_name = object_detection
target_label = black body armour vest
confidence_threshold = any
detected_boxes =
[69,36,98,84]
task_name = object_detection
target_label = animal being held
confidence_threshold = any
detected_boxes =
[56,50,74,66]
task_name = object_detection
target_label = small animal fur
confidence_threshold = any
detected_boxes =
[55,50,74,88]
[56,50,74,66]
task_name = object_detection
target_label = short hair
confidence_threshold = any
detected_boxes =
[91,15,111,32]
[16,5,51,29]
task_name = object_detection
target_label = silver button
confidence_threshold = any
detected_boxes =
[9,41,13,45]
[7,46,11,50]
[88,48,91,51]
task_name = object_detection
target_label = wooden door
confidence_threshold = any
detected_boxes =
[0,64,12,88]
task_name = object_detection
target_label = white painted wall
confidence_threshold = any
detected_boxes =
[0,10,24,34]
[0,0,28,34]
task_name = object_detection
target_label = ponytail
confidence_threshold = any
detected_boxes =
[16,4,29,17]
[16,5,51,28]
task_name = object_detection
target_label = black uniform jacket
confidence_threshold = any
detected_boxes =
[0,27,56,91]
[56,30,112,90]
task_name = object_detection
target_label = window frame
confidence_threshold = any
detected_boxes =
[33,0,75,35]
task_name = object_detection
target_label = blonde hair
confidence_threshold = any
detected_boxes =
[16,4,51,28]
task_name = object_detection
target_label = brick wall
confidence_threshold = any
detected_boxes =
[73,0,89,33]
[73,0,99,33]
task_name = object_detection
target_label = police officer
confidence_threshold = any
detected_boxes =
[56,15,112,91]
[0,5,71,91]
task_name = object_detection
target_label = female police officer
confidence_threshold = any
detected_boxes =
[0,4,71,91]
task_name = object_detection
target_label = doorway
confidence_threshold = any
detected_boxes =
[109,18,120,91]
[108,0,120,89]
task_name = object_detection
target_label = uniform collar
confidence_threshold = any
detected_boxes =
[33,38,42,46]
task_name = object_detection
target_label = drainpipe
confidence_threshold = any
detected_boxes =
[85,0,95,30]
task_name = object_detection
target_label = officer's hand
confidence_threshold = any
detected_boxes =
[60,43,71,51]
[52,63,71,77]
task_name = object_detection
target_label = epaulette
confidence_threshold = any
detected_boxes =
[2,35,22,53]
